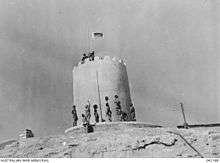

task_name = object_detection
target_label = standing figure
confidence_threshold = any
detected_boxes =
[120,111,128,121]
[114,95,121,117]
[105,103,112,122]
[105,96,109,103]
[93,104,99,123]
[85,100,91,123]
[81,114,89,133]
[89,51,95,61]
[113,95,120,106]
[72,105,78,127]
[115,101,122,116]
[130,103,136,121]
[81,53,87,64]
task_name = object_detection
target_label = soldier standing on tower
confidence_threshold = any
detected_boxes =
[72,105,78,126]
[105,103,112,122]
[81,53,88,64]
[89,51,95,61]
[93,104,99,123]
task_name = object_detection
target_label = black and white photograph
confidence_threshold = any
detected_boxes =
[0,0,219,160]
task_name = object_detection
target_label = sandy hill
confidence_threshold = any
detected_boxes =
[0,122,219,158]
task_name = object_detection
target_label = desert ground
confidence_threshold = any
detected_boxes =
[0,122,219,158]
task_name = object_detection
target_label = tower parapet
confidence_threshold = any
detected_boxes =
[73,52,132,125]
[74,55,126,70]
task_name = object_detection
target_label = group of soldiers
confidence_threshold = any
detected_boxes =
[81,51,95,64]
[71,95,136,127]
[104,95,136,122]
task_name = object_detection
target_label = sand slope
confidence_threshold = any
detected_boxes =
[0,122,219,158]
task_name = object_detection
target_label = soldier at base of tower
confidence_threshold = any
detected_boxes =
[120,111,128,121]
[72,105,78,127]
[106,103,112,122]
[113,95,120,106]
[82,114,90,133]
[116,101,121,113]
[130,103,136,121]
[93,104,99,123]
[85,100,91,123]
[82,114,87,125]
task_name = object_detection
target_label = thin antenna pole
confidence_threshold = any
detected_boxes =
[180,102,189,128]
[89,31,92,52]
[96,71,103,121]
[87,24,90,53]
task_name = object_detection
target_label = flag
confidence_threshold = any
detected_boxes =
[92,32,104,38]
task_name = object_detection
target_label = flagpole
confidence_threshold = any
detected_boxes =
[96,71,103,121]
[90,32,104,53]
[87,25,90,53]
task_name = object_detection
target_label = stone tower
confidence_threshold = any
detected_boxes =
[73,52,133,125]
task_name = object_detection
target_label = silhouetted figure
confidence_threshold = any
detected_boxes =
[106,103,112,122]
[85,100,91,123]
[72,105,78,126]
[89,51,95,61]
[93,104,99,123]
[115,101,122,115]
[82,113,91,133]
[120,111,128,121]
[82,114,88,127]
[113,95,120,106]
[105,96,109,106]
[130,103,136,121]
[105,96,109,102]
[81,53,88,64]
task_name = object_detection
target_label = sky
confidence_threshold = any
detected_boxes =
[0,0,219,141]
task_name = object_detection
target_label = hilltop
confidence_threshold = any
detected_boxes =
[0,122,219,158]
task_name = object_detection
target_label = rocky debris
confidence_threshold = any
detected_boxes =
[0,140,17,150]
[208,132,220,156]
[17,129,34,148]
[0,125,219,158]
[19,129,34,140]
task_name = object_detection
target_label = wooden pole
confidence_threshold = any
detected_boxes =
[96,71,103,121]
[180,102,189,129]
[88,26,90,53]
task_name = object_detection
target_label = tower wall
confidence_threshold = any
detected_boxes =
[73,55,132,125]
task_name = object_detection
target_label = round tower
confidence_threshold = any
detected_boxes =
[73,52,133,125]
